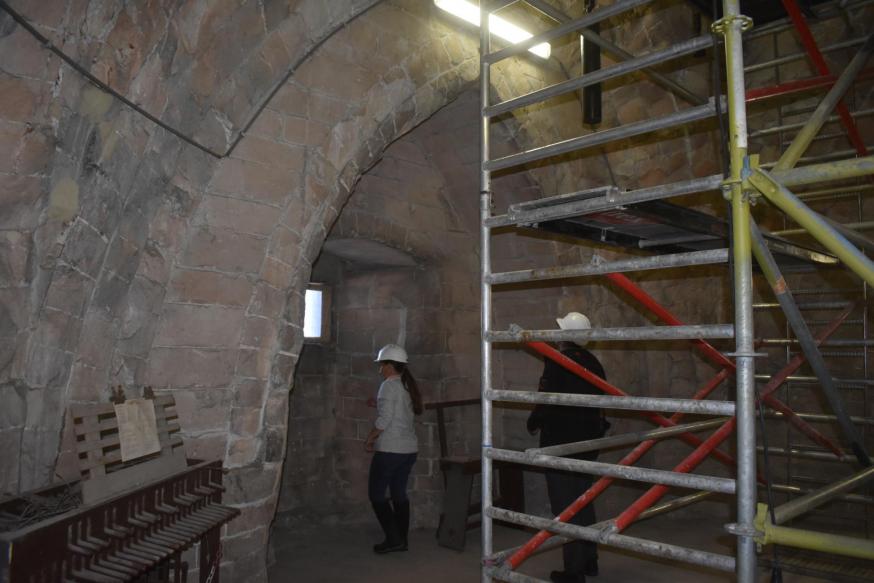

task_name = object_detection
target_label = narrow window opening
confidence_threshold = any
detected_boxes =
[303,284,330,341]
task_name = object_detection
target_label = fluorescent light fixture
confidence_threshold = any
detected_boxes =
[435,0,551,59]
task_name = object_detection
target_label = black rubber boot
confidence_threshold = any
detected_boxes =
[371,500,404,554]
[550,571,585,583]
[394,499,410,550]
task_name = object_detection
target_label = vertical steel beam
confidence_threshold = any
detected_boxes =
[716,2,757,580]
[750,221,871,466]
[479,6,493,582]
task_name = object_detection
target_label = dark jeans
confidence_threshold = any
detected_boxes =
[546,469,597,575]
[368,451,417,505]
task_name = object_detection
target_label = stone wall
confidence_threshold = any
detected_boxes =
[0,1,486,579]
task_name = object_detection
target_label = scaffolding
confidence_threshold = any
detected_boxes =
[476,1,874,582]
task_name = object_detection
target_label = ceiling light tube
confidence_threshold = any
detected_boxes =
[435,0,551,59]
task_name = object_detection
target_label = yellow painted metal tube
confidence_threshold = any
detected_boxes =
[755,504,874,560]
[749,168,874,287]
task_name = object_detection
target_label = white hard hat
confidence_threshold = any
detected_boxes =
[556,312,591,330]
[375,344,408,363]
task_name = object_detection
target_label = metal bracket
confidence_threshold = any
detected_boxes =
[711,14,753,35]
[723,351,768,358]
[724,522,762,539]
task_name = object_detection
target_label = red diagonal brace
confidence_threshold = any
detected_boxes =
[606,273,845,457]
[611,302,854,531]
[746,67,874,103]
[506,367,732,570]
[780,0,869,156]
[506,278,851,571]
[525,341,737,469]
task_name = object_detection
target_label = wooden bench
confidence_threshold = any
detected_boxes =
[426,399,525,551]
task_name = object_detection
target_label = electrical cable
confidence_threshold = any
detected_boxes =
[0,0,224,158]
[0,0,386,159]
[756,386,785,583]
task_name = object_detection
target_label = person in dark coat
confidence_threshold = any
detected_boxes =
[528,312,608,583]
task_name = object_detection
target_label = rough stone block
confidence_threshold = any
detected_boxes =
[197,194,280,237]
[233,136,305,172]
[23,342,73,389]
[226,498,277,536]
[0,230,31,286]
[144,348,236,388]
[236,348,271,380]
[247,282,285,319]
[263,392,288,428]
[224,462,281,505]
[227,436,262,467]
[75,310,116,369]
[171,388,232,433]
[31,307,82,353]
[0,428,21,494]
[270,83,307,117]
[270,350,299,389]
[0,73,40,123]
[154,304,245,348]
[167,268,253,307]
[66,361,109,402]
[234,378,267,408]
[240,316,277,350]
[210,158,299,206]
[183,433,228,462]
[181,227,268,274]
[261,256,293,290]
[263,427,285,463]
[0,381,26,428]
[230,407,261,437]
[0,173,44,230]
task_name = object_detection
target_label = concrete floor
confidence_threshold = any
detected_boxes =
[268,515,822,582]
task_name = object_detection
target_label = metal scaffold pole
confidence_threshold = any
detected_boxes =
[715,1,757,581]
[470,0,874,579]
[479,3,493,581]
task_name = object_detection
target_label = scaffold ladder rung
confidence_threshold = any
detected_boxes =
[485,99,723,172]
[486,389,735,416]
[486,449,737,493]
[486,324,734,343]
[487,249,730,285]
[485,35,714,117]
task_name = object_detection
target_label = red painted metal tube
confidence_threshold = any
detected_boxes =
[506,367,733,570]
[779,0,869,156]
[613,418,738,531]
[525,342,737,469]
[610,306,855,531]
[507,280,851,570]
[605,272,847,455]
[745,67,874,103]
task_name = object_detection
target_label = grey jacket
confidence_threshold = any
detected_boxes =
[374,376,418,453]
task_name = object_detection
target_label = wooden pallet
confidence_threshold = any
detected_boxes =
[70,392,187,505]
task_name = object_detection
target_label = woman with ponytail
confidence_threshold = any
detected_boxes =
[365,344,422,554]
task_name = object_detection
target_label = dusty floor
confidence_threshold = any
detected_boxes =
[268,515,822,582]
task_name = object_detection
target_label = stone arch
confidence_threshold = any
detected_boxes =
[0,0,728,579]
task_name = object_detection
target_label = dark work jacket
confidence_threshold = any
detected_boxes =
[526,344,606,461]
